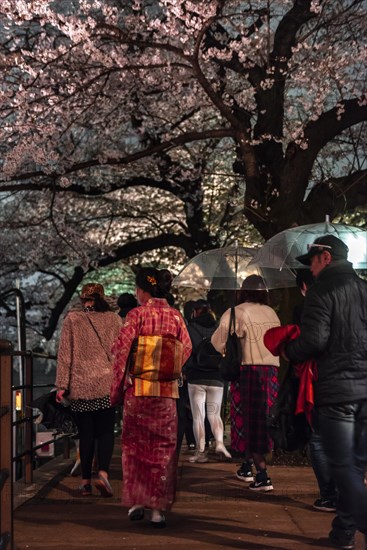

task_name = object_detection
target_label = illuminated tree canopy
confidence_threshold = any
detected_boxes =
[0,0,366,342]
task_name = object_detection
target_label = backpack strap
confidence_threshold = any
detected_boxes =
[188,323,204,355]
[189,322,218,353]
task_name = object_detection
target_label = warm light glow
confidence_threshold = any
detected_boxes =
[15,390,22,411]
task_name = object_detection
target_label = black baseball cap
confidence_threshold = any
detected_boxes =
[296,235,349,266]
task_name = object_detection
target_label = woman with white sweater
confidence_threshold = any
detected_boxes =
[211,275,280,491]
[56,283,122,497]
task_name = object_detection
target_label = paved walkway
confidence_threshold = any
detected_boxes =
[14,446,365,550]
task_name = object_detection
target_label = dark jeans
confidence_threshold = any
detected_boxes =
[309,426,337,500]
[73,407,116,479]
[318,400,367,536]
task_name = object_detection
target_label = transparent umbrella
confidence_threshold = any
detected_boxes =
[250,216,367,270]
[172,245,296,291]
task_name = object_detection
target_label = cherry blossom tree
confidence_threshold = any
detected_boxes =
[0,0,366,342]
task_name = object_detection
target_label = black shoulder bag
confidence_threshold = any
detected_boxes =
[218,307,242,382]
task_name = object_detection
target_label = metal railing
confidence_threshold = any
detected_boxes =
[0,353,12,550]
[0,351,74,550]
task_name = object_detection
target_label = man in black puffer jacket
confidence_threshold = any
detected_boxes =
[284,235,367,550]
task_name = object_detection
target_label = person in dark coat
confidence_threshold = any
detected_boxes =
[185,300,231,463]
[117,293,137,320]
[294,269,337,513]
[284,235,367,550]
[176,300,197,454]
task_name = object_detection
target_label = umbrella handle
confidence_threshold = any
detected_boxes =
[325,214,330,231]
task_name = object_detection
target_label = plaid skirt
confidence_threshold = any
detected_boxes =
[230,380,246,454]
[231,365,279,455]
[121,387,178,511]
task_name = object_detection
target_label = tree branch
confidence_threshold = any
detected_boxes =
[279,97,367,215]
[41,232,201,339]
[97,233,198,269]
[302,169,367,222]
[304,97,367,153]
[253,0,317,139]
[0,128,234,186]
[43,266,85,340]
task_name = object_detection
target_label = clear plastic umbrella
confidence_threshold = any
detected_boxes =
[250,216,367,270]
[172,245,296,290]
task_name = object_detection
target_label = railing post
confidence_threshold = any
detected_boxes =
[0,354,13,550]
[23,354,33,484]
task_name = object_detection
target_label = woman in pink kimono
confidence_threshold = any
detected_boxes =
[111,268,192,528]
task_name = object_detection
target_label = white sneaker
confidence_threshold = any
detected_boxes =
[188,451,209,463]
[215,442,232,459]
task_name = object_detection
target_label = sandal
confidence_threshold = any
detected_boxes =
[95,475,113,497]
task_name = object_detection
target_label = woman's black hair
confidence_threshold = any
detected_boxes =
[190,299,212,318]
[89,293,112,312]
[183,300,196,321]
[135,267,173,302]
[117,293,137,318]
[238,289,269,305]
[238,275,269,305]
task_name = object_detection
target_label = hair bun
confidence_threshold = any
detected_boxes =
[157,269,173,292]
[135,267,173,300]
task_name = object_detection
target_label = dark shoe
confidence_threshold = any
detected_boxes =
[95,475,113,497]
[236,462,254,482]
[150,520,166,529]
[128,506,145,521]
[248,474,273,492]
[78,483,92,496]
[313,498,337,512]
[329,529,355,549]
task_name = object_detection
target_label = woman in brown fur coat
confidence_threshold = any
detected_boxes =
[56,283,122,497]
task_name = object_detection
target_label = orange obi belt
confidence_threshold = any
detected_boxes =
[129,335,184,398]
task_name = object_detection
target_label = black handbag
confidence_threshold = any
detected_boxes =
[31,391,77,435]
[218,307,242,382]
[266,366,311,452]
